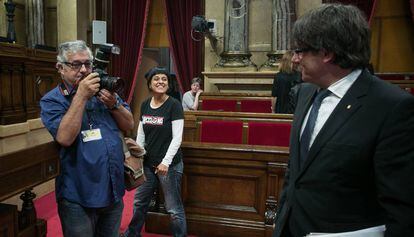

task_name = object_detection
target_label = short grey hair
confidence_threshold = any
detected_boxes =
[292,4,370,69]
[57,40,93,63]
[191,77,202,85]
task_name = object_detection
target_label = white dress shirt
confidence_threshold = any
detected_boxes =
[300,69,362,148]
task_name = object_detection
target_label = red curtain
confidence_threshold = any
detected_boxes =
[411,0,414,21]
[322,0,377,24]
[163,0,203,92]
[111,0,151,103]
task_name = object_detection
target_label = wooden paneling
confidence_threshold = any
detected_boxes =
[375,0,408,17]
[0,142,59,201]
[0,46,26,124]
[370,18,380,70]
[0,203,47,237]
[0,43,58,125]
[145,0,169,48]
[370,0,414,72]
[145,142,289,237]
[378,18,414,71]
[0,140,57,236]
[146,109,292,236]
[0,204,18,237]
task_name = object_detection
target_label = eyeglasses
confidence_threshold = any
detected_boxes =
[63,61,93,70]
[293,47,314,55]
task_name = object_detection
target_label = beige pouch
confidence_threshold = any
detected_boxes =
[123,137,146,191]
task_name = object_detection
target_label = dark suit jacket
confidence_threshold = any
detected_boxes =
[273,69,414,237]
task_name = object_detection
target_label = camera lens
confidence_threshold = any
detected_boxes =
[94,68,124,92]
[100,75,123,92]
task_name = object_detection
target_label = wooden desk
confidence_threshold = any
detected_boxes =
[145,141,288,237]
[0,141,59,237]
[0,43,58,125]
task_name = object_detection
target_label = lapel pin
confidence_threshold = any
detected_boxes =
[347,105,351,109]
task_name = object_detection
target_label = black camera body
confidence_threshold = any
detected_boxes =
[191,15,214,33]
[93,44,123,92]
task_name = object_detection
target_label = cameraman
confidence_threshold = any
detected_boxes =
[40,40,134,237]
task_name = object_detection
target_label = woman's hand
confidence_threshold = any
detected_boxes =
[155,163,169,176]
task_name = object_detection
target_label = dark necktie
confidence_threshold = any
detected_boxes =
[299,89,331,167]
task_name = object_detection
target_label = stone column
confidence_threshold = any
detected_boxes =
[26,0,44,47]
[260,0,296,71]
[0,2,7,37]
[57,0,77,43]
[214,0,256,71]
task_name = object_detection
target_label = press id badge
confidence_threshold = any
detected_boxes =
[81,128,102,142]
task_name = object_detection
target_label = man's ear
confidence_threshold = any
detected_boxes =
[323,50,335,63]
[56,63,63,74]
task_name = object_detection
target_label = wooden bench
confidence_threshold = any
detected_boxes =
[198,92,273,113]
[184,110,293,147]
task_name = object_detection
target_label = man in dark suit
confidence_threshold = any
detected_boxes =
[273,4,414,237]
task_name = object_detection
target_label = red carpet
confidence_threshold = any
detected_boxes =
[34,190,174,237]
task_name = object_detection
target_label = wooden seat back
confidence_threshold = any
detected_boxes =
[201,99,238,112]
[247,122,291,147]
[240,100,272,113]
[199,92,273,113]
[184,110,293,147]
[200,120,244,144]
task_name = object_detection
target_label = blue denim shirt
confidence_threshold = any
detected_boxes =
[40,85,129,208]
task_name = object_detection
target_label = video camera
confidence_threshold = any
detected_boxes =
[93,43,123,92]
[191,15,218,52]
[191,15,215,33]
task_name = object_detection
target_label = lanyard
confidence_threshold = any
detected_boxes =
[85,101,96,130]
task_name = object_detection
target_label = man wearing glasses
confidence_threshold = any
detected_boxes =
[273,4,414,237]
[40,40,134,237]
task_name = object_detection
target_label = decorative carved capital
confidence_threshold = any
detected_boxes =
[215,52,257,70]
[259,52,284,71]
